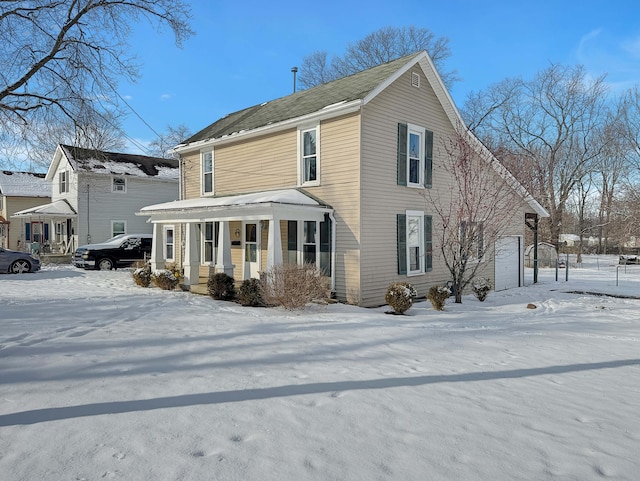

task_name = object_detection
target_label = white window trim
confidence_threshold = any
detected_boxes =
[111,220,126,237]
[407,124,425,189]
[59,170,69,194]
[164,225,175,262]
[406,210,425,276]
[112,176,127,193]
[201,150,214,196]
[297,123,320,187]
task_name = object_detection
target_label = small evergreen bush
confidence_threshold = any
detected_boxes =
[385,281,417,314]
[472,277,492,302]
[207,272,237,301]
[238,278,265,307]
[151,269,179,290]
[132,264,152,287]
[427,285,450,311]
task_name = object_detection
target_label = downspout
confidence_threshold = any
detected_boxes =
[329,211,336,294]
[86,183,91,244]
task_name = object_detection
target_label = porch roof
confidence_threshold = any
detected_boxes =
[137,188,333,223]
[11,199,77,218]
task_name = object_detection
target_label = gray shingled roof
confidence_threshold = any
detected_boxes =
[185,52,422,144]
[60,145,179,178]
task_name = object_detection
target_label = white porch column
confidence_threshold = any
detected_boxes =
[150,222,164,271]
[215,220,234,276]
[267,217,282,270]
[183,222,199,286]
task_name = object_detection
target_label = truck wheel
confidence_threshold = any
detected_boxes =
[97,258,114,270]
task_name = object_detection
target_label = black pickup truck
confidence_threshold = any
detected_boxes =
[73,234,153,270]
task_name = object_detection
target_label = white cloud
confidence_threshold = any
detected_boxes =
[160,93,173,101]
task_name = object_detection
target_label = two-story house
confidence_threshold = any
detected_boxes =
[0,171,51,250]
[13,145,179,254]
[139,51,548,307]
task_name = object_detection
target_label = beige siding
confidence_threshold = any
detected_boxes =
[358,68,456,305]
[305,112,361,304]
[214,131,298,196]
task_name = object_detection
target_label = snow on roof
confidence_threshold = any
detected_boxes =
[60,145,179,179]
[140,189,327,213]
[0,171,50,198]
[12,199,77,218]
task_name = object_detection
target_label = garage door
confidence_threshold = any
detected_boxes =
[495,236,522,291]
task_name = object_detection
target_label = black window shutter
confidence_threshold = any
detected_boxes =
[425,130,433,188]
[397,123,407,186]
[424,215,432,271]
[397,214,407,274]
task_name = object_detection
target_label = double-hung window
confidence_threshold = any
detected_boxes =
[397,123,433,188]
[286,215,332,275]
[59,171,69,194]
[299,125,319,186]
[202,151,213,194]
[397,211,433,275]
[202,221,218,263]
[112,221,126,237]
[164,225,175,261]
[460,221,484,261]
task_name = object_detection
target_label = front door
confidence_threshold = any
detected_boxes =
[244,222,259,279]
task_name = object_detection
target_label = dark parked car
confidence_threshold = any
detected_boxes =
[0,247,41,274]
[73,234,153,270]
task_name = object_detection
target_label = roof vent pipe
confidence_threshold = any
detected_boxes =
[291,66,298,93]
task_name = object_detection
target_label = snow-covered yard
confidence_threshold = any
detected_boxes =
[1,257,639,480]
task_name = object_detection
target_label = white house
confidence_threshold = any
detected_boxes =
[13,145,179,254]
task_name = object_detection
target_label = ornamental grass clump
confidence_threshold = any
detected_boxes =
[132,263,152,287]
[207,272,237,301]
[472,277,492,302]
[385,281,417,314]
[151,269,179,290]
[238,278,265,307]
[427,285,450,311]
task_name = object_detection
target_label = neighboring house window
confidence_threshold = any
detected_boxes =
[25,222,31,241]
[460,221,484,261]
[299,126,319,186]
[0,196,3,209]
[202,151,213,194]
[59,170,69,193]
[397,211,433,275]
[112,177,126,193]
[202,221,218,263]
[112,221,126,237]
[397,123,433,188]
[164,225,175,261]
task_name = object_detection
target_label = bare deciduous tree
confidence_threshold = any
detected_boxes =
[298,26,458,90]
[428,128,520,303]
[465,64,611,250]
[148,124,192,159]
[0,0,193,169]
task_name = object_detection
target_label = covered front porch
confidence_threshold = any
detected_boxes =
[11,199,78,255]
[137,189,335,293]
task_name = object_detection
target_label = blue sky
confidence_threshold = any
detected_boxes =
[121,0,640,154]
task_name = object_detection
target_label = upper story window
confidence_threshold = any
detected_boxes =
[397,123,433,189]
[112,177,126,193]
[202,151,213,195]
[59,170,69,194]
[299,125,320,186]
